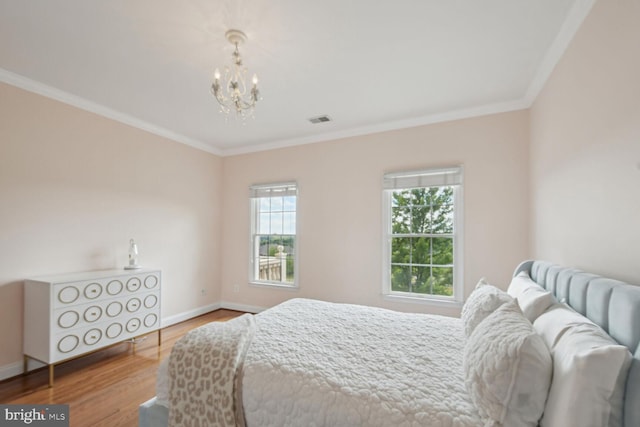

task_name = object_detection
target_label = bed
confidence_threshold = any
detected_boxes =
[139,260,640,427]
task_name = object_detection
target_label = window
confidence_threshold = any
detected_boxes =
[382,167,463,303]
[250,182,297,287]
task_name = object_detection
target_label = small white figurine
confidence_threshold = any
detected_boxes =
[125,238,141,270]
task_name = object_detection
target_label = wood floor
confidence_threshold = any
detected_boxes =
[0,309,244,427]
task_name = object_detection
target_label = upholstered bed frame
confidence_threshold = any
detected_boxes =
[514,260,640,427]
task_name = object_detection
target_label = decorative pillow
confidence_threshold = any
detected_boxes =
[507,272,554,322]
[461,278,512,337]
[464,300,552,427]
[538,313,632,427]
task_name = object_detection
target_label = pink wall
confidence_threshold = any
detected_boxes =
[0,83,223,373]
[529,0,640,284]
[222,111,531,316]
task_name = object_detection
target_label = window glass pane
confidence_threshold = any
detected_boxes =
[257,235,269,254]
[391,237,411,264]
[259,197,270,212]
[391,265,412,292]
[284,249,294,283]
[391,207,411,234]
[411,237,431,265]
[283,196,296,211]
[283,212,296,235]
[410,189,429,207]
[392,190,411,208]
[432,204,454,234]
[431,267,453,296]
[432,186,454,204]
[431,237,453,265]
[410,206,431,234]
[410,266,431,294]
[269,212,283,235]
[271,196,283,212]
[258,213,270,234]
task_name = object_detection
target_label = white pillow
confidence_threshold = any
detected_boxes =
[507,271,537,298]
[517,285,554,322]
[539,316,632,427]
[533,303,593,349]
[508,272,554,322]
[461,278,512,337]
[464,300,552,427]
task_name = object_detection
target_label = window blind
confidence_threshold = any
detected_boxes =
[383,166,462,190]
[249,182,298,198]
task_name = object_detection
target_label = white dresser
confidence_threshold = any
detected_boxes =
[23,269,161,386]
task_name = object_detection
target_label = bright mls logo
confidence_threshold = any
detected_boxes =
[0,405,68,426]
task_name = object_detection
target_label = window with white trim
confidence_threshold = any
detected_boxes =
[382,167,463,302]
[250,182,297,287]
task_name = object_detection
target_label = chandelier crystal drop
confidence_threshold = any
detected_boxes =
[211,29,260,119]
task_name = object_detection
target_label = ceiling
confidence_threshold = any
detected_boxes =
[0,0,593,156]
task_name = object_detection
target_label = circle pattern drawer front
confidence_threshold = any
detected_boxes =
[31,270,160,365]
[126,297,142,312]
[84,283,103,300]
[83,305,103,323]
[106,280,124,296]
[144,294,158,309]
[144,275,159,289]
[83,328,102,346]
[57,310,80,329]
[106,323,123,339]
[58,335,79,353]
[144,313,158,328]
[58,286,80,304]
[126,277,142,292]
[106,301,123,317]
[126,318,141,333]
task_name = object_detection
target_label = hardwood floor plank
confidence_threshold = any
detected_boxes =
[0,309,244,427]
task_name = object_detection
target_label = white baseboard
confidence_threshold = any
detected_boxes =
[160,302,222,328]
[220,301,266,313]
[0,360,25,382]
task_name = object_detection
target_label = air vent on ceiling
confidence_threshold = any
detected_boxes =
[308,115,332,124]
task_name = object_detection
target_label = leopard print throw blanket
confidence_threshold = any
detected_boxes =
[168,314,255,427]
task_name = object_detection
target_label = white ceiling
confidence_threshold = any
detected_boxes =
[0,0,594,156]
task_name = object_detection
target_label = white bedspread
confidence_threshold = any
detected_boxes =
[242,298,482,427]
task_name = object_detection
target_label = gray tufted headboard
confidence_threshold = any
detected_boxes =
[513,260,640,427]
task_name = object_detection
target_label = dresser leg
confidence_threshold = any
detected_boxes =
[48,364,54,388]
[23,355,28,374]
[158,329,162,346]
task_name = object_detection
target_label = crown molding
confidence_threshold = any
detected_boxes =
[524,0,596,105]
[0,68,222,156]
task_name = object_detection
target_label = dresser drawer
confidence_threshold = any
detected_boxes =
[52,272,161,309]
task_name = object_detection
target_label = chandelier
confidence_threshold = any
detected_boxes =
[211,29,260,118]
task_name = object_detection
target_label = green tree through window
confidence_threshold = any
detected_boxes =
[390,187,455,296]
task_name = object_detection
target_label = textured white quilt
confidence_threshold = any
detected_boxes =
[242,298,482,427]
